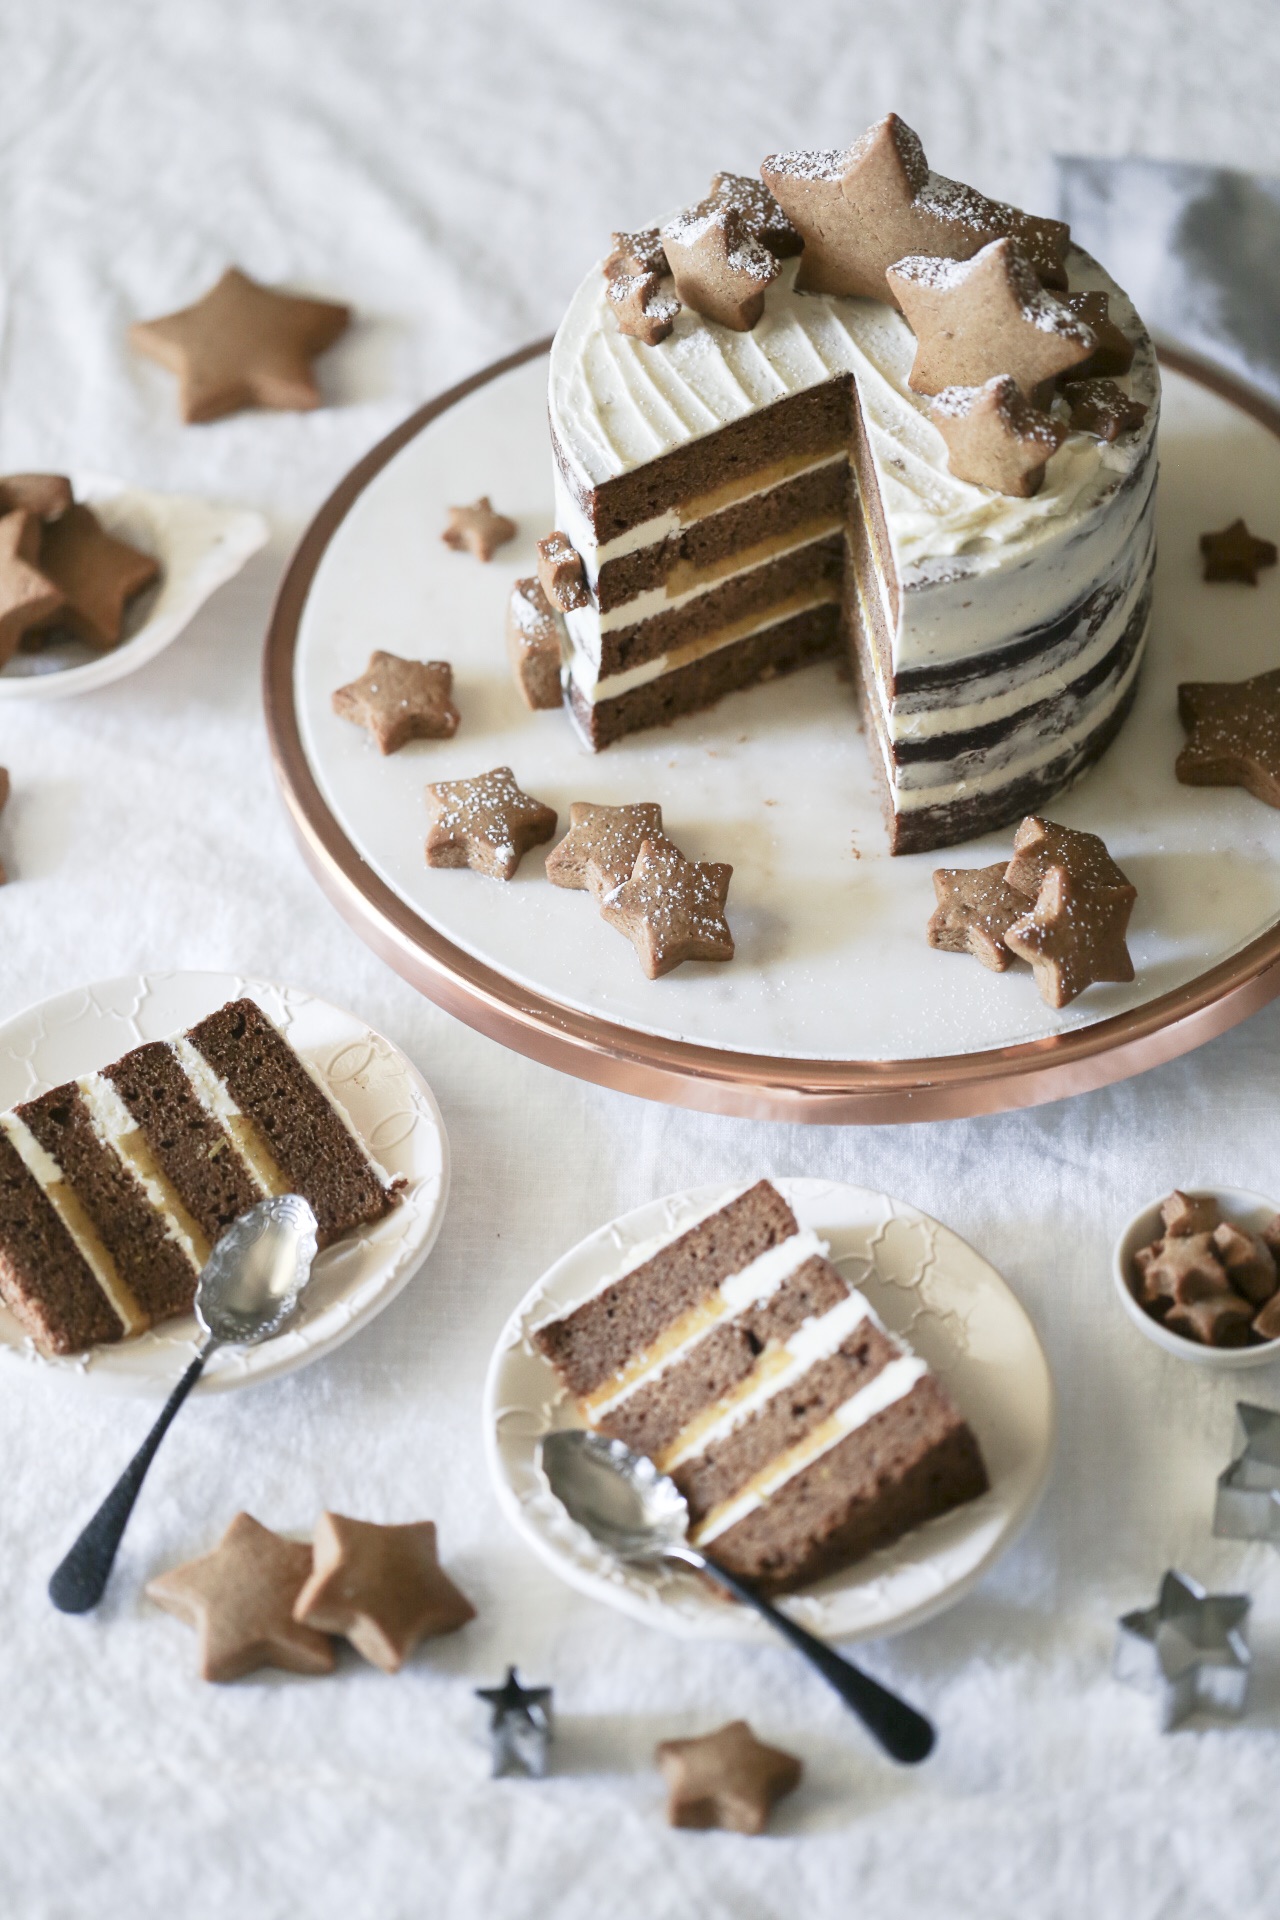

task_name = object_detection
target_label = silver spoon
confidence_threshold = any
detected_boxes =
[540,1428,936,1765]
[49,1194,319,1615]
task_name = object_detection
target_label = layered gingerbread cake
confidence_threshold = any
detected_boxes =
[545,116,1158,853]
[533,1180,988,1593]
[0,997,396,1356]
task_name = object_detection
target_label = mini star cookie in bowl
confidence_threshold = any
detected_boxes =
[1113,1188,1280,1368]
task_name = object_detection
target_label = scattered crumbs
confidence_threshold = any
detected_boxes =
[763,797,777,807]
[850,836,861,859]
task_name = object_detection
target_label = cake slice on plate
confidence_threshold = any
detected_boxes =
[0,997,397,1356]
[532,1180,988,1593]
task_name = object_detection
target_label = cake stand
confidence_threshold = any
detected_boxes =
[264,341,1280,1123]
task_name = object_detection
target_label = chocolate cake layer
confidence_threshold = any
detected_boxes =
[0,1126,122,1354]
[105,1041,262,1247]
[596,459,848,612]
[595,1253,850,1460]
[186,999,391,1249]
[598,532,844,678]
[672,1318,900,1522]
[533,1182,798,1400]
[554,380,852,543]
[706,1374,989,1594]
[18,1085,197,1326]
[569,601,842,752]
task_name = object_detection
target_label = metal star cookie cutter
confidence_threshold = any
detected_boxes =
[1214,1402,1280,1545]
[1114,1570,1251,1730]
[475,1668,553,1778]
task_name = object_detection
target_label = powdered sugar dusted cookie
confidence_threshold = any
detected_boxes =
[546,801,665,897]
[506,577,565,711]
[424,766,556,881]
[599,835,734,978]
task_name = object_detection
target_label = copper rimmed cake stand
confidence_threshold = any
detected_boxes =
[264,341,1280,1125]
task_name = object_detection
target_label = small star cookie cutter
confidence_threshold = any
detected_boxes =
[1114,1570,1251,1730]
[1213,1402,1280,1545]
[475,1668,554,1778]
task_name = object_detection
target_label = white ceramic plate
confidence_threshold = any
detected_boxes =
[1113,1185,1280,1369]
[0,971,449,1394]
[0,473,267,700]
[483,1177,1054,1643]
[290,355,1280,1065]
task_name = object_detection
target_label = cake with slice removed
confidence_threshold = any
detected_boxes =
[532,1180,988,1593]
[0,996,398,1356]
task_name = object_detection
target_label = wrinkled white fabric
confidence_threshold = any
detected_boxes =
[3,4,1280,1916]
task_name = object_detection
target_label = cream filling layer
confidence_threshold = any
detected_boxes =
[597,516,844,633]
[583,1228,828,1421]
[660,1289,876,1474]
[0,1112,143,1337]
[569,582,841,704]
[691,1353,929,1549]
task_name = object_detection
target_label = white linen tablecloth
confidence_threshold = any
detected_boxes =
[4,5,1280,1915]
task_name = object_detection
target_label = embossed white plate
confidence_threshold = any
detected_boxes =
[0,474,268,700]
[0,971,449,1394]
[484,1177,1054,1643]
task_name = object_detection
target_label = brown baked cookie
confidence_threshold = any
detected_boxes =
[546,801,665,896]
[930,378,1064,497]
[0,510,63,667]
[660,204,780,332]
[1003,865,1136,1008]
[655,1721,801,1835]
[506,577,565,711]
[927,862,1027,972]
[600,835,733,978]
[1134,1231,1230,1314]
[762,113,1069,302]
[145,1512,336,1683]
[1211,1222,1278,1305]
[606,271,681,346]
[1199,519,1277,584]
[1062,292,1135,380]
[887,239,1094,402]
[424,765,556,880]
[441,496,516,563]
[36,505,159,650]
[292,1514,475,1673]
[535,532,590,613]
[1004,815,1131,898]
[0,474,73,520]
[1176,669,1280,808]
[1062,378,1149,442]
[707,172,803,258]
[1161,1190,1221,1238]
[130,267,350,423]
[604,228,668,279]
[332,651,459,753]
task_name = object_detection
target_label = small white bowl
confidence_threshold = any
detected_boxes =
[1113,1187,1280,1369]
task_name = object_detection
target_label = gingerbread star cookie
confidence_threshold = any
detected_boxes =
[604,228,669,279]
[599,835,733,978]
[1004,814,1132,897]
[0,510,63,667]
[441,497,517,563]
[761,113,1069,303]
[332,652,459,754]
[930,377,1064,496]
[130,267,350,423]
[1062,378,1149,443]
[292,1514,475,1673]
[0,474,72,521]
[1198,519,1277,584]
[545,801,665,896]
[927,862,1028,972]
[1003,865,1136,1008]
[424,765,557,880]
[606,271,681,347]
[1176,669,1280,807]
[37,505,160,650]
[655,1721,802,1835]
[145,1512,336,1683]
[1062,292,1135,380]
[535,532,590,612]
[506,577,565,711]
[887,239,1094,401]
[660,204,780,332]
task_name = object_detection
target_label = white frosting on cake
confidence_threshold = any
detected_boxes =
[549,247,1159,676]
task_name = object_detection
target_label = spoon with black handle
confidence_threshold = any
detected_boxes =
[48,1194,318,1615]
[540,1427,935,1765]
